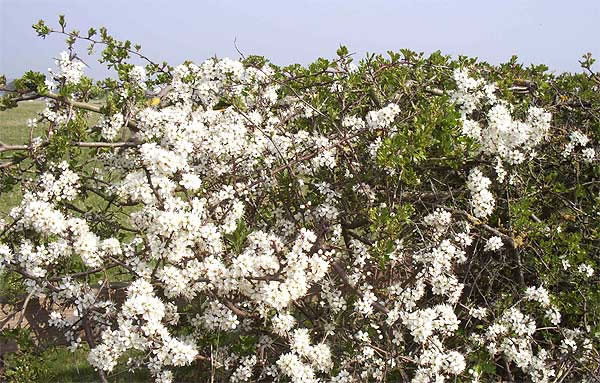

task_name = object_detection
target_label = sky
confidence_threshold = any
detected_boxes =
[1,0,600,80]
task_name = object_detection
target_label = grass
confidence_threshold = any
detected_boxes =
[0,184,23,217]
[2,339,151,382]
[0,101,149,382]
[0,101,46,216]
[0,101,46,145]
[0,100,104,215]
[40,348,150,382]
[0,99,103,145]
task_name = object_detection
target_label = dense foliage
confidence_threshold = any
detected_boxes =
[1,16,599,382]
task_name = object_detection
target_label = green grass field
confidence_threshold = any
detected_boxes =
[2,341,150,383]
[0,100,105,215]
[0,101,46,145]
[0,101,150,382]
[0,102,46,216]
[0,101,51,217]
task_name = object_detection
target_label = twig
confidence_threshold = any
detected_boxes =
[331,261,389,314]
[0,143,28,153]
[0,140,139,153]
[233,37,245,60]
[224,301,254,318]
[441,206,517,249]
[74,141,139,148]
[83,319,109,383]
[14,290,35,329]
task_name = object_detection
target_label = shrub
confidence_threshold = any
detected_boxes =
[0,16,599,383]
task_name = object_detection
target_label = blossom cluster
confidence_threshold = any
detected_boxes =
[87,280,198,377]
[366,103,401,130]
[466,167,495,219]
[451,68,552,179]
[563,130,596,162]
[53,50,87,85]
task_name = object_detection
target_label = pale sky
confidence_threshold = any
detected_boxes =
[1,0,599,80]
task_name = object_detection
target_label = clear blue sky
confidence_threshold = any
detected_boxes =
[1,0,599,79]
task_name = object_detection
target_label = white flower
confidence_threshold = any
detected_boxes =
[230,355,256,382]
[54,51,86,84]
[484,236,503,252]
[197,301,239,331]
[140,143,188,176]
[545,307,561,325]
[277,353,317,383]
[130,66,147,89]
[467,168,495,219]
[469,306,488,320]
[582,147,595,162]
[524,285,551,307]
[423,208,452,240]
[100,113,124,141]
[180,173,202,191]
[272,313,296,336]
[366,103,400,130]
[577,263,594,278]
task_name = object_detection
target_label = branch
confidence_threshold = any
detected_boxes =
[0,142,28,153]
[10,268,60,293]
[44,91,102,113]
[0,87,139,131]
[48,28,172,79]
[14,290,35,329]
[0,140,138,153]
[48,265,117,282]
[224,300,255,319]
[83,319,109,383]
[0,161,17,169]
[74,141,139,148]
[269,127,369,177]
[441,206,517,249]
[426,87,444,96]
[331,261,389,315]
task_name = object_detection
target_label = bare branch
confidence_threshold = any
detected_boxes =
[440,206,518,249]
